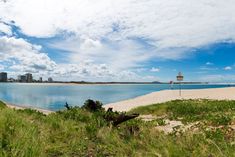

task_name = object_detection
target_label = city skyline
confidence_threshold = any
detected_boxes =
[1,1,235,82]
[0,71,53,83]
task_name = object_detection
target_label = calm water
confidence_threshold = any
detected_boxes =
[0,83,233,111]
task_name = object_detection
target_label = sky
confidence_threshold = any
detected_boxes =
[0,0,235,82]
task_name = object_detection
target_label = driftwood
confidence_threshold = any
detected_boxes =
[104,107,139,126]
[64,101,139,126]
[65,102,71,110]
[112,113,139,126]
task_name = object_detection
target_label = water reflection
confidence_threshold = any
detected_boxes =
[0,83,233,111]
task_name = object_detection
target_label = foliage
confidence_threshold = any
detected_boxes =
[155,118,166,126]
[81,99,104,112]
[0,99,235,156]
[131,99,235,125]
[0,101,6,109]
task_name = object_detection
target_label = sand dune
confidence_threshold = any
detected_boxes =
[6,103,53,115]
[105,87,235,112]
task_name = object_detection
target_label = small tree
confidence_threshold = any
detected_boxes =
[82,99,103,112]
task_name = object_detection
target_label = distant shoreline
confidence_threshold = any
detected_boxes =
[0,82,229,86]
[1,82,78,86]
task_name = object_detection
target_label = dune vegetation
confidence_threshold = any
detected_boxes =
[0,99,235,157]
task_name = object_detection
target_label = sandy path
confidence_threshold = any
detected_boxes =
[104,87,235,112]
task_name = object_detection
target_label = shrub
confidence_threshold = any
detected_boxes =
[82,99,104,112]
[0,101,6,109]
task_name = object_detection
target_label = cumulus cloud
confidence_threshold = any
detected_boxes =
[51,63,156,82]
[206,62,213,65]
[0,36,56,74]
[50,36,153,70]
[0,22,12,36]
[0,35,153,81]
[1,0,235,81]
[224,66,232,70]
[1,0,235,58]
[150,67,160,72]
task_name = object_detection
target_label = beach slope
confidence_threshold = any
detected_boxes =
[105,87,235,112]
[6,103,53,115]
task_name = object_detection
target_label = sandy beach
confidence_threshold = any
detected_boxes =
[6,103,53,115]
[3,87,235,114]
[105,87,235,112]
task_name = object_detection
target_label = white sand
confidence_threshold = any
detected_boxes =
[4,87,235,114]
[6,103,53,115]
[105,87,235,112]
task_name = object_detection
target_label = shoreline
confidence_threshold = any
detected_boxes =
[1,82,79,86]
[0,82,163,86]
[104,87,235,112]
[5,102,54,115]
[1,82,234,86]
[3,87,235,114]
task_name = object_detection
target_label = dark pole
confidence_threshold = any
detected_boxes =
[177,72,183,96]
[179,81,181,96]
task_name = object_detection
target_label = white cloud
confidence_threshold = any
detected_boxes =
[51,63,156,82]
[50,36,153,71]
[134,68,147,73]
[224,66,232,70]
[1,0,235,81]
[1,0,235,60]
[0,36,56,74]
[150,67,160,72]
[0,64,5,70]
[0,22,12,36]
[0,35,155,81]
[206,62,213,65]
[80,38,103,51]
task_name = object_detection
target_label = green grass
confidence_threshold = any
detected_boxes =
[0,99,235,157]
[131,99,235,125]
[0,101,6,109]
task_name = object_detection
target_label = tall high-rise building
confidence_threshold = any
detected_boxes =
[48,77,53,83]
[25,73,33,82]
[0,72,7,82]
[39,77,42,82]
[18,75,26,82]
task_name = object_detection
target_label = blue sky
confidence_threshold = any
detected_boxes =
[0,0,235,82]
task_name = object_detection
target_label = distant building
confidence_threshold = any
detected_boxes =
[18,75,27,82]
[0,72,7,82]
[39,77,42,82]
[25,73,33,83]
[48,77,53,83]
[8,78,15,82]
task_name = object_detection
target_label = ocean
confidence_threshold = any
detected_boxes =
[0,83,233,111]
